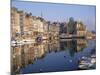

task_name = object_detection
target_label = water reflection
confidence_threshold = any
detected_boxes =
[60,39,87,57]
[11,39,90,74]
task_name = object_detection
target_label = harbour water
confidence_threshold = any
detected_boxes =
[11,39,96,74]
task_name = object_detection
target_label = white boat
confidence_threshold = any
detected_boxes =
[78,55,96,69]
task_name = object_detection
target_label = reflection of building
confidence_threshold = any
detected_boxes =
[76,39,87,51]
[34,43,45,58]
[60,39,87,57]
[48,40,60,52]
[11,45,24,74]
[12,38,88,74]
[67,40,77,57]
[11,40,60,74]
[12,41,49,72]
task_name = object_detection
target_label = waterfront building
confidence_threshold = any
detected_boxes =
[67,17,87,37]
[32,16,44,40]
[43,21,49,40]
[11,7,89,42]
[11,7,25,41]
[24,14,47,40]
[11,7,20,40]
[48,22,60,40]
[59,22,67,34]
[24,13,34,40]
[18,11,25,36]
[76,21,87,37]
[34,17,49,40]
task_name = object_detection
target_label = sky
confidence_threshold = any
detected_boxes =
[11,0,96,31]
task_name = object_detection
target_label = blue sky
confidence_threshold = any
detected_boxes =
[11,0,96,31]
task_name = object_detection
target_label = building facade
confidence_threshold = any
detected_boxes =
[11,7,25,41]
[48,22,60,40]
[11,7,20,40]
[76,21,87,37]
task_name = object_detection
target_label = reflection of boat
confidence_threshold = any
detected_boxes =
[78,55,96,69]
[11,39,35,46]
[35,36,43,42]
[11,40,24,46]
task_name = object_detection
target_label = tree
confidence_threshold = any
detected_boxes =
[67,17,76,34]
